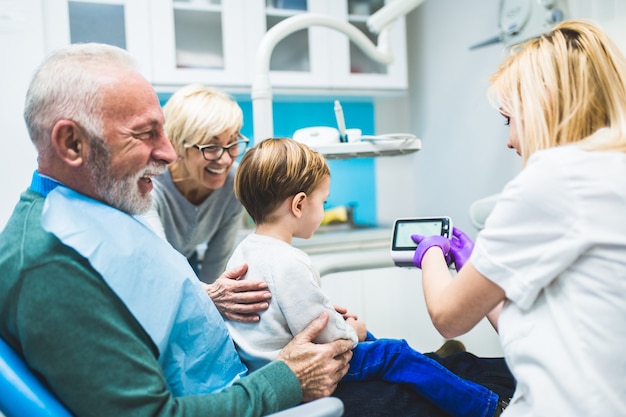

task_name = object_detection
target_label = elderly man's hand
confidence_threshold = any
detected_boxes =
[278,312,353,402]
[205,264,272,323]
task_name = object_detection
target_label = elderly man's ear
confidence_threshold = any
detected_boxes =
[50,120,89,167]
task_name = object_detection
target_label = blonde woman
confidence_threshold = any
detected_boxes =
[143,84,271,321]
[412,20,626,416]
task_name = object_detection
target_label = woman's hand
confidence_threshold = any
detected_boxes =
[448,227,475,271]
[205,264,272,322]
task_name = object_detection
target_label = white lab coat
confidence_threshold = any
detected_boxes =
[472,130,626,416]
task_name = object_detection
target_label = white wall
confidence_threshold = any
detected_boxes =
[0,0,43,229]
[375,0,626,238]
[375,0,521,238]
[358,0,626,356]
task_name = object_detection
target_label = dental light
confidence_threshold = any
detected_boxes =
[252,0,426,143]
[469,0,567,50]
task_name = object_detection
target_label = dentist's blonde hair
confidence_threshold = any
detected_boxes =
[488,19,626,165]
[163,83,243,156]
[235,138,330,225]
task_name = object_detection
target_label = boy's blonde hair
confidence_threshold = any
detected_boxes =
[488,19,626,165]
[163,83,243,155]
[235,138,330,224]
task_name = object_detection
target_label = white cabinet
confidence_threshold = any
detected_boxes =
[149,0,407,92]
[149,0,250,87]
[254,0,407,91]
[149,0,333,89]
[250,0,336,89]
[42,0,408,93]
[42,0,153,81]
[327,0,408,90]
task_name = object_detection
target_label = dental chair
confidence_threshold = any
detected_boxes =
[0,337,343,417]
[469,193,500,230]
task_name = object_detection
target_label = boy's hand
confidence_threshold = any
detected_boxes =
[334,304,358,320]
[346,317,367,342]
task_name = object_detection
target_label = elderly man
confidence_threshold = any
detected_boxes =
[0,43,354,416]
[0,43,515,417]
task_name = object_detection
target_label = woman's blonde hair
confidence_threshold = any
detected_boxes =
[235,138,330,225]
[488,19,626,164]
[163,83,243,155]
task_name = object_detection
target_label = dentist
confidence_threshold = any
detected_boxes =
[412,20,626,416]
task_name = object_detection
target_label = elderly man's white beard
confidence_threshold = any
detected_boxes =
[101,165,165,215]
[86,137,166,215]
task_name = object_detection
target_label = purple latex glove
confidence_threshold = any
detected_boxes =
[448,227,474,271]
[411,234,451,269]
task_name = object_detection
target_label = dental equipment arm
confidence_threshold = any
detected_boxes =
[367,0,425,34]
[252,0,426,142]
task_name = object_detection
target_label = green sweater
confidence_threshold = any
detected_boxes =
[0,189,302,416]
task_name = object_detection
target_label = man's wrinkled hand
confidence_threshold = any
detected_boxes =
[278,312,353,402]
[206,264,272,323]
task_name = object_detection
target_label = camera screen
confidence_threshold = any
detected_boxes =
[393,219,445,250]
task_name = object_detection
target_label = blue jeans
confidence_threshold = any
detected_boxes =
[340,333,499,417]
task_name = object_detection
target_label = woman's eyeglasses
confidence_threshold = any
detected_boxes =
[186,136,249,161]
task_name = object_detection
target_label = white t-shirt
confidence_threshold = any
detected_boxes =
[472,134,626,416]
[225,233,358,372]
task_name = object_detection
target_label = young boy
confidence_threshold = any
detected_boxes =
[226,138,509,417]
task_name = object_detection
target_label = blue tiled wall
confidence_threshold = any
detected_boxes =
[159,94,377,226]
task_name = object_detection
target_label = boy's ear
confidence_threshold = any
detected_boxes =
[50,120,89,167]
[291,192,307,218]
